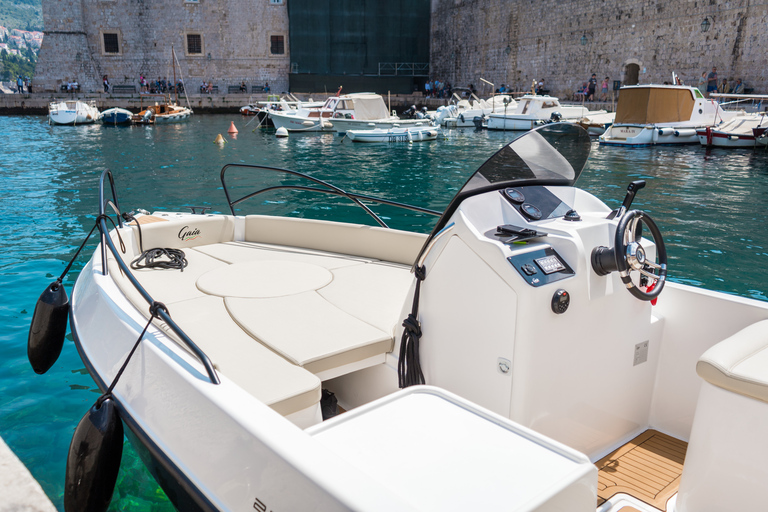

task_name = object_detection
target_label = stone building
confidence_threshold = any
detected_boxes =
[34,0,289,93]
[430,0,768,99]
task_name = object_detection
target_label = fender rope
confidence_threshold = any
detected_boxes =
[98,302,168,406]
[398,265,426,388]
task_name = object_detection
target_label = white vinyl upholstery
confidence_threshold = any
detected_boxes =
[243,215,427,266]
[696,319,768,403]
[106,215,418,417]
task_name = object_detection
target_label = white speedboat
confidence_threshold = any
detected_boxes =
[29,124,768,512]
[438,93,518,128]
[270,92,432,133]
[48,100,100,125]
[600,84,740,146]
[240,95,324,128]
[696,113,768,148]
[345,126,439,143]
[486,94,599,131]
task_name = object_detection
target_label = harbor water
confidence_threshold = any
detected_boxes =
[1,114,767,510]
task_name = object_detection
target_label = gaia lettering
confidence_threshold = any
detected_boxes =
[178,226,201,242]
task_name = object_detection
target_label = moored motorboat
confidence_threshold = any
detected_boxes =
[575,111,616,136]
[270,92,432,133]
[240,95,324,128]
[48,100,100,125]
[345,126,439,143]
[438,92,517,128]
[29,124,768,512]
[486,94,601,131]
[696,113,768,148]
[99,107,134,125]
[599,84,740,146]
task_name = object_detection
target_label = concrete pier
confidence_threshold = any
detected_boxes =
[0,91,614,116]
[0,436,56,512]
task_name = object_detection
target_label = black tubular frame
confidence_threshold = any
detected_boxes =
[97,170,220,385]
[219,163,442,227]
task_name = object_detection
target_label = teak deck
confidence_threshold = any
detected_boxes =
[596,429,688,510]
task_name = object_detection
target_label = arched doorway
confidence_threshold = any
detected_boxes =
[624,64,640,86]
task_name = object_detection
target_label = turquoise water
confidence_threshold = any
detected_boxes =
[0,114,766,510]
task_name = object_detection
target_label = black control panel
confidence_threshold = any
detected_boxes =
[501,187,574,222]
[508,245,574,287]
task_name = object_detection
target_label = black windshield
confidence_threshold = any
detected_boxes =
[414,124,592,266]
[460,123,592,194]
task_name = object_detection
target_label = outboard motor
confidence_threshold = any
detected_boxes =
[402,105,417,118]
[472,115,485,130]
[550,112,563,123]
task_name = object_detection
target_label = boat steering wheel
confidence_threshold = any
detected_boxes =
[591,210,668,301]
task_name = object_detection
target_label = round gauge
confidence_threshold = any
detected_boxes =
[504,188,525,204]
[521,203,542,220]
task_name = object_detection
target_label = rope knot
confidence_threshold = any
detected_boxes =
[402,313,422,338]
[414,265,426,281]
[149,301,168,318]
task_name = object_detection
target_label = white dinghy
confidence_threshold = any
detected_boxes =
[345,125,439,143]
[28,124,768,512]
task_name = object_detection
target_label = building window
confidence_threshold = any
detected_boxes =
[270,35,284,55]
[100,31,121,55]
[187,34,202,55]
[103,33,119,53]
[269,0,283,4]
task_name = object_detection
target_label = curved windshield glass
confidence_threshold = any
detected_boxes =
[459,123,592,194]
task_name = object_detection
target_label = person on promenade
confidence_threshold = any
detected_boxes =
[264,82,270,93]
[16,75,23,94]
[103,75,110,93]
[587,73,597,101]
[732,79,745,94]
[240,81,247,92]
[706,67,718,96]
[697,71,707,95]
[718,78,730,94]
[600,77,609,101]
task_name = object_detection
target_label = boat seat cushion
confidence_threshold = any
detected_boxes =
[156,296,321,416]
[696,319,768,403]
[243,215,427,266]
[130,214,235,251]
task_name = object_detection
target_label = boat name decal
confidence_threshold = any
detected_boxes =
[178,226,201,242]
[253,497,273,511]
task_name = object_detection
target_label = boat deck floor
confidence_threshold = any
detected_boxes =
[596,430,688,511]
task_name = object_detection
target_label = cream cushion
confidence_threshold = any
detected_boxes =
[226,291,394,374]
[196,260,333,298]
[696,319,768,403]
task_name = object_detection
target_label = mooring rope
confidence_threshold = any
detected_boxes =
[97,301,168,406]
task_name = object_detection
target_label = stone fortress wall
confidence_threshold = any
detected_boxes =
[33,0,768,98]
[430,0,768,100]
[34,0,290,94]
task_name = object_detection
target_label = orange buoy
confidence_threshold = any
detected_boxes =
[228,121,238,134]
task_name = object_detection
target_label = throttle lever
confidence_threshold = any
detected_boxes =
[607,180,646,220]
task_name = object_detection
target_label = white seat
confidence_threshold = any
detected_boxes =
[696,319,768,403]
